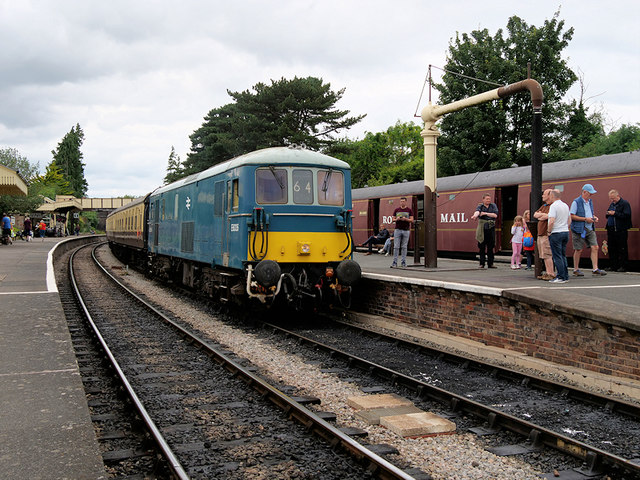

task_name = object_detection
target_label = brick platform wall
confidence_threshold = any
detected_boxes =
[352,278,640,382]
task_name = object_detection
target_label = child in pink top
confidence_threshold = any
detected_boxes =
[510,215,525,269]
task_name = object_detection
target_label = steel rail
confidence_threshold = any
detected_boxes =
[264,322,640,478]
[69,244,190,480]
[90,242,416,480]
[335,320,640,421]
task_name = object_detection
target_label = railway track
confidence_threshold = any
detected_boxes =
[56,243,174,478]
[66,242,421,479]
[257,318,640,479]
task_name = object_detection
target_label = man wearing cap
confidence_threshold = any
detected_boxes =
[570,184,606,276]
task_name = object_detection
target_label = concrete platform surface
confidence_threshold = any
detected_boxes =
[0,238,106,479]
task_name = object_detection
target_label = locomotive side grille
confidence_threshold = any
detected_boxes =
[181,221,195,253]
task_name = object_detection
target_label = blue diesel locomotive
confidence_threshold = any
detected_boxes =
[106,146,361,308]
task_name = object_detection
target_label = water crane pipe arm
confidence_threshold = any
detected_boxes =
[421,79,543,124]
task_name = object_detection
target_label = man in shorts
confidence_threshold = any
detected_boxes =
[570,184,606,276]
[533,189,555,280]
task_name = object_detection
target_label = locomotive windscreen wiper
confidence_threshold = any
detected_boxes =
[321,168,333,198]
[268,165,285,190]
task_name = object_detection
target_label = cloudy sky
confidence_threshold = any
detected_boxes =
[1,1,639,198]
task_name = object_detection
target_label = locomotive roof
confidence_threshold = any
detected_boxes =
[352,150,640,199]
[152,147,349,197]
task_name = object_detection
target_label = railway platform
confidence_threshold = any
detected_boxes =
[354,250,640,328]
[352,250,640,400]
[0,237,106,479]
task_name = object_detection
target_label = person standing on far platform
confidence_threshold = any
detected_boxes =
[2,213,12,244]
[510,215,525,269]
[23,217,33,242]
[605,189,632,272]
[570,184,607,276]
[390,197,413,268]
[533,189,556,280]
[521,210,535,270]
[547,189,572,283]
[38,220,47,241]
[471,193,499,269]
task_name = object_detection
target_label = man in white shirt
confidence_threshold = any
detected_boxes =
[547,189,572,283]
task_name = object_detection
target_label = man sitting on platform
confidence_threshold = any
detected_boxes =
[361,224,390,255]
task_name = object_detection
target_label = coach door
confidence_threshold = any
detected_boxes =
[224,179,239,267]
[213,181,226,265]
[498,185,518,252]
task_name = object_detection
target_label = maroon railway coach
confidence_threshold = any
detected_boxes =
[352,151,639,265]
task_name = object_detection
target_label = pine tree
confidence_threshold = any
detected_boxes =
[183,76,365,176]
[51,123,88,197]
[163,146,183,185]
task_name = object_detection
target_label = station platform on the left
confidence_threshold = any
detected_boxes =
[0,237,106,479]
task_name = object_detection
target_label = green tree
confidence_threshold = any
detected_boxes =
[0,148,42,214]
[334,121,424,188]
[33,161,73,200]
[0,147,40,182]
[563,100,604,154]
[566,123,640,159]
[183,76,365,175]
[163,146,184,185]
[51,123,88,196]
[435,11,579,176]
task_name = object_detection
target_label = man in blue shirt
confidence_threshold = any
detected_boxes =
[569,184,606,276]
[2,213,12,243]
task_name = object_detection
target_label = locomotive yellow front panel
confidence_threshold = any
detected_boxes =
[248,231,352,262]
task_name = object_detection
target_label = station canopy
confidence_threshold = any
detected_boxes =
[0,164,28,196]
[37,195,83,214]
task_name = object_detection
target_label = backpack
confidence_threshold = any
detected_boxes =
[523,230,534,248]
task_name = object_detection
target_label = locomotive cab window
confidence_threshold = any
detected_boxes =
[318,169,344,206]
[230,178,239,212]
[256,167,288,204]
[226,179,239,212]
[293,169,313,204]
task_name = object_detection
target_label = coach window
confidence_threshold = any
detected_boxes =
[162,198,165,221]
[318,169,344,206]
[293,169,313,204]
[256,167,287,204]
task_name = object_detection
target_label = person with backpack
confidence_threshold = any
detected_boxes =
[522,210,535,270]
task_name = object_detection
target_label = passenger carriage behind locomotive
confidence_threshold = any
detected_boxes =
[107,146,361,307]
[353,151,639,266]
